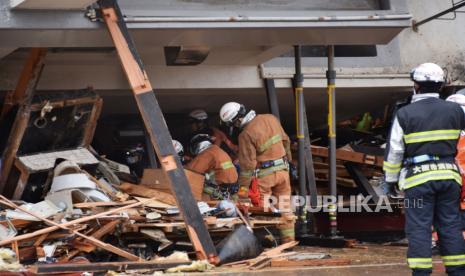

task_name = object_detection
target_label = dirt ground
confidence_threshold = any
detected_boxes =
[191,244,447,276]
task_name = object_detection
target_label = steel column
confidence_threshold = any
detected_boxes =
[264,78,281,121]
[326,45,337,237]
[293,45,307,235]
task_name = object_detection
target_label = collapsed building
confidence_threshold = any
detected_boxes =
[0,0,464,274]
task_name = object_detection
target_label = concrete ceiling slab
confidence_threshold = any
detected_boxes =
[11,0,95,10]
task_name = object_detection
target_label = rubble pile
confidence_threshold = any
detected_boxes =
[0,158,286,274]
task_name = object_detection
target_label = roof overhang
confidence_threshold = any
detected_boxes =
[0,0,412,48]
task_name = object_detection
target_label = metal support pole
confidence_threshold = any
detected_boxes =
[412,1,465,31]
[293,45,307,236]
[326,45,337,237]
[264,78,281,121]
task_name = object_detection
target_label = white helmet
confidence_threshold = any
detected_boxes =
[188,109,208,121]
[189,134,213,156]
[410,63,445,83]
[172,140,184,156]
[446,89,465,107]
[219,102,246,124]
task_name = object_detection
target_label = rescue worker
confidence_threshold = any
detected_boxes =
[383,63,465,276]
[219,102,295,243]
[172,139,188,165]
[188,109,238,158]
[186,134,238,200]
[446,89,465,228]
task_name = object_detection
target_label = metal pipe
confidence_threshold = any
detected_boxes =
[412,1,465,30]
[293,45,307,236]
[264,78,281,121]
[124,14,412,23]
[262,73,410,80]
[326,45,338,237]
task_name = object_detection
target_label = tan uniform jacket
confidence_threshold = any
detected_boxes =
[186,145,238,185]
[211,127,239,154]
[238,114,292,187]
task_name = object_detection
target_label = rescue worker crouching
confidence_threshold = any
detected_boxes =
[219,102,295,243]
[186,134,239,200]
[383,63,465,276]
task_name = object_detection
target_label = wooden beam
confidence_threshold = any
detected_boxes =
[0,48,47,195]
[0,48,46,119]
[98,0,217,263]
[31,260,191,274]
[311,146,383,167]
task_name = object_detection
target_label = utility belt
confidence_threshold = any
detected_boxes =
[257,157,289,178]
[203,181,239,200]
[403,154,454,166]
[399,155,461,190]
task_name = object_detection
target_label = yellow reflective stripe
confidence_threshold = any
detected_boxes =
[442,255,465,266]
[221,161,234,170]
[384,167,401,173]
[442,255,465,260]
[407,258,432,269]
[240,170,254,177]
[404,129,460,144]
[279,228,295,237]
[383,161,402,173]
[383,161,401,169]
[400,170,462,190]
[259,134,282,153]
[443,260,465,266]
[257,163,289,178]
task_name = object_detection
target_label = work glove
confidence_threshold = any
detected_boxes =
[382,180,401,199]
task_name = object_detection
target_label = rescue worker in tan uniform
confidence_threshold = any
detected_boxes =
[186,134,239,200]
[219,102,295,243]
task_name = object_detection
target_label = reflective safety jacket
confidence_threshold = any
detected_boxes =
[186,144,238,185]
[383,93,465,190]
[238,114,292,187]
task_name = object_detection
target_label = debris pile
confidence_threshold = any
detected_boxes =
[0,157,288,274]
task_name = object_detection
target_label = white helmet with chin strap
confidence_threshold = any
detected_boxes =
[410,63,445,83]
[189,134,213,156]
[172,140,184,156]
[219,102,255,128]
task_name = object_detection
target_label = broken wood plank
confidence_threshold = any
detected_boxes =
[134,196,174,209]
[69,220,120,254]
[311,146,383,167]
[270,258,351,267]
[31,260,191,274]
[73,200,137,209]
[119,183,177,205]
[141,168,204,201]
[261,241,299,257]
[0,196,140,261]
